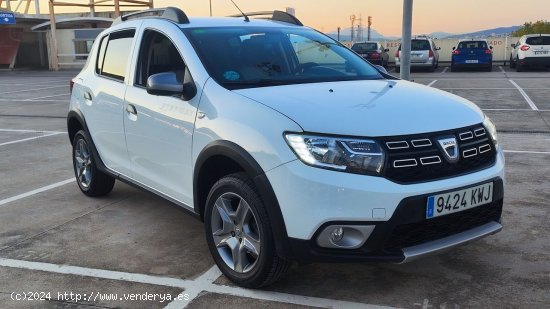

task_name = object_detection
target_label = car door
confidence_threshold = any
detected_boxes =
[123,27,198,206]
[81,29,136,176]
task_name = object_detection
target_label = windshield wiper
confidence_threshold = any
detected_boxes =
[222,79,291,88]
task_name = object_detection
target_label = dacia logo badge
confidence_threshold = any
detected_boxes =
[437,136,459,163]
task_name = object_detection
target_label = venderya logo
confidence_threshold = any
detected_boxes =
[437,136,459,163]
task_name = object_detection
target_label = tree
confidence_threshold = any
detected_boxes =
[513,20,550,36]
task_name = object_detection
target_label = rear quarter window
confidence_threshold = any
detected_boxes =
[100,29,136,81]
[525,36,550,45]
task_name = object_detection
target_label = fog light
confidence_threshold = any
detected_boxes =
[330,227,344,242]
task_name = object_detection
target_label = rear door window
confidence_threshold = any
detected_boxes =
[526,36,550,45]
[100,29,136,81]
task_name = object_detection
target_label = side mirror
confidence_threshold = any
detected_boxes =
[384,48,390,52]
[436,47,441,50]
[511,44,516,48]
[147,72,183,96]
[490,46,493,50]
[146,68,196,100]
[374,64,388,74]
[452,46,456,50]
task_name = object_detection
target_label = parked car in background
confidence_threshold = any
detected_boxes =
[451,39,493,72]
[510,34,550,71]
[395,36,440,72]
[351,41,390,67]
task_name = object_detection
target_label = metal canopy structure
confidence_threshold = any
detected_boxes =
[47,0,154,70]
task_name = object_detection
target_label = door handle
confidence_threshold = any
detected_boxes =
[126,104,137,115]
[84,91,92,100]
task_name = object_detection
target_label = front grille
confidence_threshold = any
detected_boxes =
[380,124,497,183]
[384,199,503,250]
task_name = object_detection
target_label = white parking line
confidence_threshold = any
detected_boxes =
[0,258,394,309]
[0,258,189,289]
[499,66,506,73]
[0,99,68,102]
[504,150,550,155]
[0,85,67,95]
[0,132,65,147]
[509,80,539,111]
[482,108,533,111]
[427,80,437,87]
[441,67,448,74]
[0,80,67,87]
[0,178,75,207]
[0,128,66,134]
[25,93,70,100]
[439,88,515,90]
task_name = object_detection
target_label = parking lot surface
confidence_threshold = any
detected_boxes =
[0,66,549,308]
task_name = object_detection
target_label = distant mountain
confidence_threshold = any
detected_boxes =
[326,26,521,42]
[326,27,398,41]
[428,32,456,39]
[446,26,521,38]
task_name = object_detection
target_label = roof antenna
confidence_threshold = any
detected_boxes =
[230,0,249,22]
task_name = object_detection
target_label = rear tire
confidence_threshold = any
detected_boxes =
[395,66,400,73]
[516,57,524,72]
[486,64,493,72]
[204,173,291,288]
[451,64,457,72]
[72,130,115,197]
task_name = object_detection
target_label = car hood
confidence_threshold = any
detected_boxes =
[234,79,485,137]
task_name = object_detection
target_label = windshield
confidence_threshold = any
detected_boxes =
[457,41,488,49]
[184,27,383,89]
[351,42,378,52]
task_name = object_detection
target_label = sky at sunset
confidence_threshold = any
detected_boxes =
[21,0,550,36]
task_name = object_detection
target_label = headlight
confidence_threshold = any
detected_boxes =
[483,116,498,146]
[285,133,385,175]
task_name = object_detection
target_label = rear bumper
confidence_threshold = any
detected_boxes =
[519,56,550,66]
[452,62,492,68]
[366,58,383,65]
[396,58,434,67]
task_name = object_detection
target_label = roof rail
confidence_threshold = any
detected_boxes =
[228,10,303,26]
[112,7,190,26]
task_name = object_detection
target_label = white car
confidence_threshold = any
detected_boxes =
[510,34,550,71]
[68,8,505,288]
[395,36,440,72]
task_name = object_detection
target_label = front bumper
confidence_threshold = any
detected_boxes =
[286,178,503,263]
[266,146,505,262]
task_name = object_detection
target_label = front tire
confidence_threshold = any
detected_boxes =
[509,55,516,68]
[72,130,115,196]
[204,173,291,288]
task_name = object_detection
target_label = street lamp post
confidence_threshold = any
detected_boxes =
[401,0,413,80]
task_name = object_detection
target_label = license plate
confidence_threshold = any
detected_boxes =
[534,51,549,55]
[465,60,479,63]
[426,182,493,219]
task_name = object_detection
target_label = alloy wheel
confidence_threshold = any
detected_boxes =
[210,192,261,273]
[74,139,92,188]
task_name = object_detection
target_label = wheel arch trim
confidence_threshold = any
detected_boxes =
[193,140,293,259]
